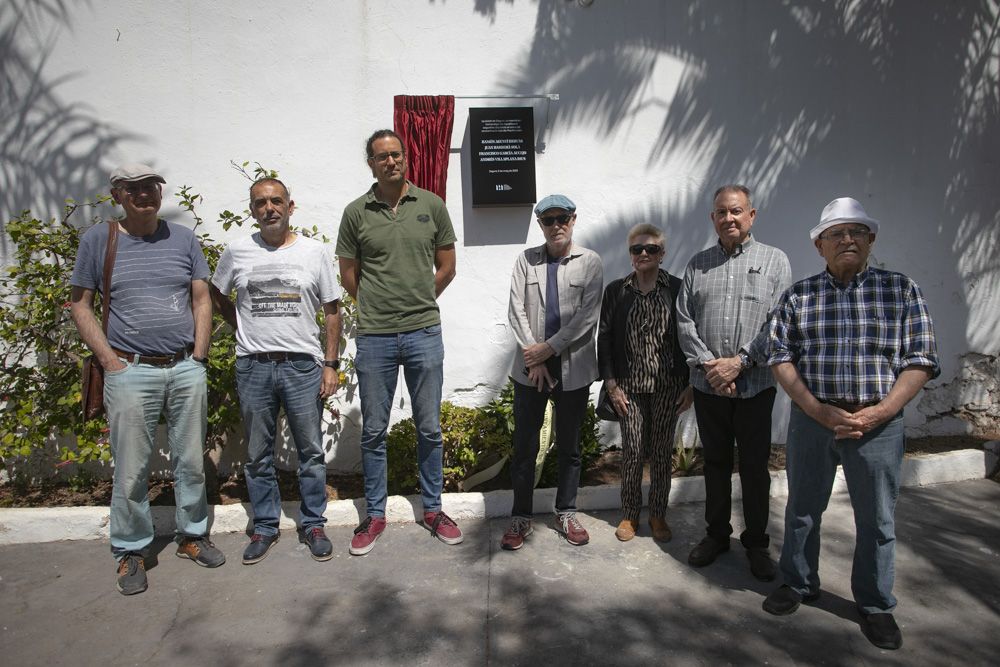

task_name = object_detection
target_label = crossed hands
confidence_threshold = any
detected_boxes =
[812,403,889,439]
[704,356,742,397]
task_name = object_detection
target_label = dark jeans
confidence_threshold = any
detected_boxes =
[510,380,590,518]
[692,386,776,549]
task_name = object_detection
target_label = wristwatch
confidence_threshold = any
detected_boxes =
[323,359,340,370]
[192,356,208,366]
[738,350,754,370]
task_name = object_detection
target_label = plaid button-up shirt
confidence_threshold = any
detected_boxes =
[676,235,792,398]
[767,267,940,403]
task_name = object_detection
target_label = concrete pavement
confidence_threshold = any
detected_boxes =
[1,479,998,666]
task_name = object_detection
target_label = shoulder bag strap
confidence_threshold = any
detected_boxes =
[100,221,119,334]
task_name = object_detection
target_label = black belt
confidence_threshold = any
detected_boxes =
[112,345,192,367]
[821,399,878,414]
[243,352,314,363]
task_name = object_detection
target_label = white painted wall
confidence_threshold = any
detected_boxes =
[3,1,997,473]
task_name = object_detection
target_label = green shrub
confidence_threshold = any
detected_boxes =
[384,380,603,495]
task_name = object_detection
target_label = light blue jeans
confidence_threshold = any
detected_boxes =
[235,355,328,537]
[103,355,208,559]
[356,325,445,517]
[779,404,905,614]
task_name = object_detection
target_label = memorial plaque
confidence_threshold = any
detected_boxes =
[469,107,536,207]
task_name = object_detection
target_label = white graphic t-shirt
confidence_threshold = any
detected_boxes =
[212,233,340,361]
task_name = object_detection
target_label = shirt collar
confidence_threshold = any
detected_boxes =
[823,264,872,289]
[364,181,417,206]
[623,269,669,291]
[716,233,755,257]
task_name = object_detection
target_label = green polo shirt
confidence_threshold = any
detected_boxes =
[336,182,457,334]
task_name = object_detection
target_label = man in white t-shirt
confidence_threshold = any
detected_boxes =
[211,178,342,564]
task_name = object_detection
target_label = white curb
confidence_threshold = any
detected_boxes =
[0,449,989,545]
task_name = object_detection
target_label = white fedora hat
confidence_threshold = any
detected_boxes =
[810,197,880,240]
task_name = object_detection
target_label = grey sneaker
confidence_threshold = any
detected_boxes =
[176,536,226,568]
[116,552,148,596]
[242,532,280,564]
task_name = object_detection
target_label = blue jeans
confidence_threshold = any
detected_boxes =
[236,355,328,536]
[356,325,445,517]
[103,355,208,559]
[779,404,904,614]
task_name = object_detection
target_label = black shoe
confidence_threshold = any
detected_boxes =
[762,584,820,616]
[115,552,148,596]
[302,526,334,562]
[688,536,729,567]
[861,612,902,650]
[242,532,279,565]
[746,548,777,581]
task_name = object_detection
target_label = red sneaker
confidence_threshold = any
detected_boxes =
[423,511,464,545]
[555,512,589,546]
[500,517,533,551]
[349,516,386,556]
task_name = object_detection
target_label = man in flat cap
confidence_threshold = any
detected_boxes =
[676,185,791,581]
[501,194,603,550]
[70,163,224,596]
[337,129,462,555]
[762,197,939,651]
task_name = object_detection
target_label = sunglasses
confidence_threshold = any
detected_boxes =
[629,243,663,256]
[538,214,573,226]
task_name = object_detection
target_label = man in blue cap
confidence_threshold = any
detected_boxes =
[501,194,604,550]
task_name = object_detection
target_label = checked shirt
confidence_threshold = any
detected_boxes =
[767,266,939,403]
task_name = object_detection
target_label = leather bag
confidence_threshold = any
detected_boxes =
[596,382,619,422]
[81,221,119,420]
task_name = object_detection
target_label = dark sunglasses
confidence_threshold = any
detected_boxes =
[538,214,573,227]
[629,243,663,256]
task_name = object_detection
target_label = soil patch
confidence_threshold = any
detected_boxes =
[1,435,995,509]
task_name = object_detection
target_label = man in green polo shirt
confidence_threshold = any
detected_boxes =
[337,128,462,555]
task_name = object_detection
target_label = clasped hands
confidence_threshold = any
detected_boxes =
[703,356,742,397]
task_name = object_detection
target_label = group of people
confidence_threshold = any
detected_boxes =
[70,129,938,652]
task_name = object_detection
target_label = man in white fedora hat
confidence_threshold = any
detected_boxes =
[762,197,939,650]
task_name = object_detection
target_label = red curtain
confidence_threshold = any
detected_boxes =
[393,95,455,201]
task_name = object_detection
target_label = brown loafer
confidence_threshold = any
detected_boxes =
[649,516,672,543]
[615,518,638,541]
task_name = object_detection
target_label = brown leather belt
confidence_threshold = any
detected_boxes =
[822,399,878,414]
[112,345,192,367]
[244,352,313,363]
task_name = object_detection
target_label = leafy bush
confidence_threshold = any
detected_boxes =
[0,161,355,476]
[384,380,603,495]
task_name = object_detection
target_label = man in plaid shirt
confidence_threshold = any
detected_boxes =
[762,197,939,651]
[677,185,792,581]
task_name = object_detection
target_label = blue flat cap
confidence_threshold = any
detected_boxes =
[534,194,576,215]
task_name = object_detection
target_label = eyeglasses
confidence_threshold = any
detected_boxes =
[629,243,663,256]
[821,226,871,242]
[370,151,404,163]
[118,182,160,196]
[538,214,573,226]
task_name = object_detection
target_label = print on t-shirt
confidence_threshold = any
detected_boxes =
[247,265,301,318]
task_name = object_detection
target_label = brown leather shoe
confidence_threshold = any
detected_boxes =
[649,516,672,543]
[615,518,638,541]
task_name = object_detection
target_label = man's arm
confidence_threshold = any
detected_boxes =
[851,366,934,435]
[434,243,457,297]
[191,279,212,359]
[209,283,238,330]
[69,286,125,371]
[674,262,716,368]
[338,257,360,300]
[320,300,342,399]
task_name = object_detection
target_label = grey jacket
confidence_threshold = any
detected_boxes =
[507,243,604,391]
